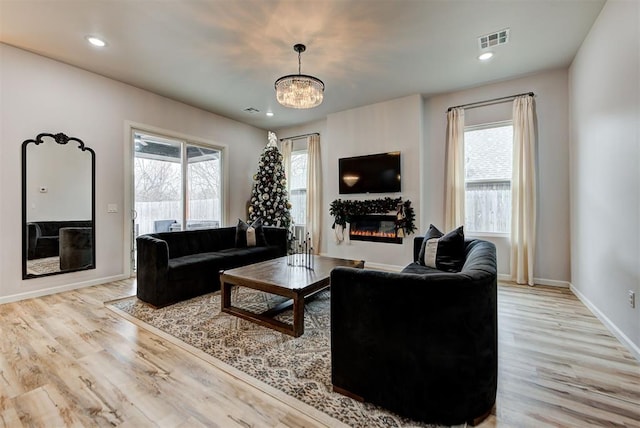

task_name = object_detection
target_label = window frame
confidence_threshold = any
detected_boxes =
[463,120,513,238]
[133,133,224,234]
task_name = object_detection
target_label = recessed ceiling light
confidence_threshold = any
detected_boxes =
[478,52,494,61]
[86,36,106,47]
[266,112,274,117]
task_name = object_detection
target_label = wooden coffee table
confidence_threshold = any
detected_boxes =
[220,255,364,337]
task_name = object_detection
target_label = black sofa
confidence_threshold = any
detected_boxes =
[330,236,497,426]
[136,226,287,308]
[27,220,92,260]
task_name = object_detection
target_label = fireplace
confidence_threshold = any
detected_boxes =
[349,215,402,244]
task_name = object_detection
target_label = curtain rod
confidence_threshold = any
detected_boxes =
[279,132,319,142]
[447,92,534,112]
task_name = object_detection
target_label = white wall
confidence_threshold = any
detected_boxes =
[423,69,571,284]
[0,44,266,302]
[568,0,640,355]
[326,95,423,267]
[278,95,423,268]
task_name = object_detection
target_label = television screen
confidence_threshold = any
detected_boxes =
[338,152,401,194]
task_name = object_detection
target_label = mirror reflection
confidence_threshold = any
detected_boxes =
[22,133,95,278]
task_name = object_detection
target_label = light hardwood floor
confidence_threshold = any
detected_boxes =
[0,279,638,427]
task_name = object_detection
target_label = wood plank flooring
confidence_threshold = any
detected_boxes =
[0,279,638,427]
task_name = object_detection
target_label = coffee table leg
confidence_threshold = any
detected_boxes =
[221,280,232,310]
[292,296,304,337]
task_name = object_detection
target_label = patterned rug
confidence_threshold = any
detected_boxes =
[107,288,442,428]
[26,256,60,275]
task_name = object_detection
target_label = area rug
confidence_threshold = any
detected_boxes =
[26,256,60,275]
[107,288,441,428]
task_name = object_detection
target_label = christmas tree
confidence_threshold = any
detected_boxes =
[248,132,292,230]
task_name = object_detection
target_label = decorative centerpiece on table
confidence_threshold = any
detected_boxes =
[287,232,314,269]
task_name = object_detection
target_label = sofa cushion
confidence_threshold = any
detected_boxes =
[216,246,280,268]
[418,224,465,272]
[235,218,267,248]
[167,252,227,281]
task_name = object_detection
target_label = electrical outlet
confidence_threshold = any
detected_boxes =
[629,291,636,308]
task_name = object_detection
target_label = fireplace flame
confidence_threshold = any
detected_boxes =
[350,230,397,238]
[348,214,401,243]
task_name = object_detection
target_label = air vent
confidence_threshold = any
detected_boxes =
[478,28,510,49]
[243,107,260,113]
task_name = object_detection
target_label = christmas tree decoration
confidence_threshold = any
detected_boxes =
[248,132,292,231]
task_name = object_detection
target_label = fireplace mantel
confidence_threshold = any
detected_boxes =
[329,197,416,238]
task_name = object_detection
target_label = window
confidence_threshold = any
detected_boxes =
[134,132,223,236]
[289,150,308,227]
[464,122,513,234]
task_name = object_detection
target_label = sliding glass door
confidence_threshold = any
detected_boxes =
[134,133,183,236]
[132,131,223,268]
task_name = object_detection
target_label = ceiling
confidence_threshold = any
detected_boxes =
[0,0,605,130]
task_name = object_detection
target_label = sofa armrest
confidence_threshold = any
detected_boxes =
[136,235,170,306]
[26,223,41,259]
[330,266,497,424]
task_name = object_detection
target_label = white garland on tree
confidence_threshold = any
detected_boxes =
[247,132,292,230]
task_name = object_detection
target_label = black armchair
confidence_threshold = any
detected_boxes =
[330,238,497,425]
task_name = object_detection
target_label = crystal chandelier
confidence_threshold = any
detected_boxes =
[275,44,324,109]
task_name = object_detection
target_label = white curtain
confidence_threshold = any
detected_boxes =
[306,135,322,254]
[444,107,465,231]
[510,95,537,286]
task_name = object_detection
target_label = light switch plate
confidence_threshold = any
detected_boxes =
[107,203,118,213]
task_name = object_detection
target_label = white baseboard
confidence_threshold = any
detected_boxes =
[362,262,403,272]
[497,273,570,288]
[570,283,640,363]
[533,277,570,287]
[0,274,129,305]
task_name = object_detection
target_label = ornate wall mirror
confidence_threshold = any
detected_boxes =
[22,133,95,279]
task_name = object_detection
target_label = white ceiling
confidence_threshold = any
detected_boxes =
[0,0,605,130]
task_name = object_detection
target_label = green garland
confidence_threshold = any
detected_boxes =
[329,197,416,235]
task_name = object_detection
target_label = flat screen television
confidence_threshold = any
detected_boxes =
[338,151,401,194]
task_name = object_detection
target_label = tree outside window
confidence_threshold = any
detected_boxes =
[134,136,222,235]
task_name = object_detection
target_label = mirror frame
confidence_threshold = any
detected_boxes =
[22,132,96,279]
